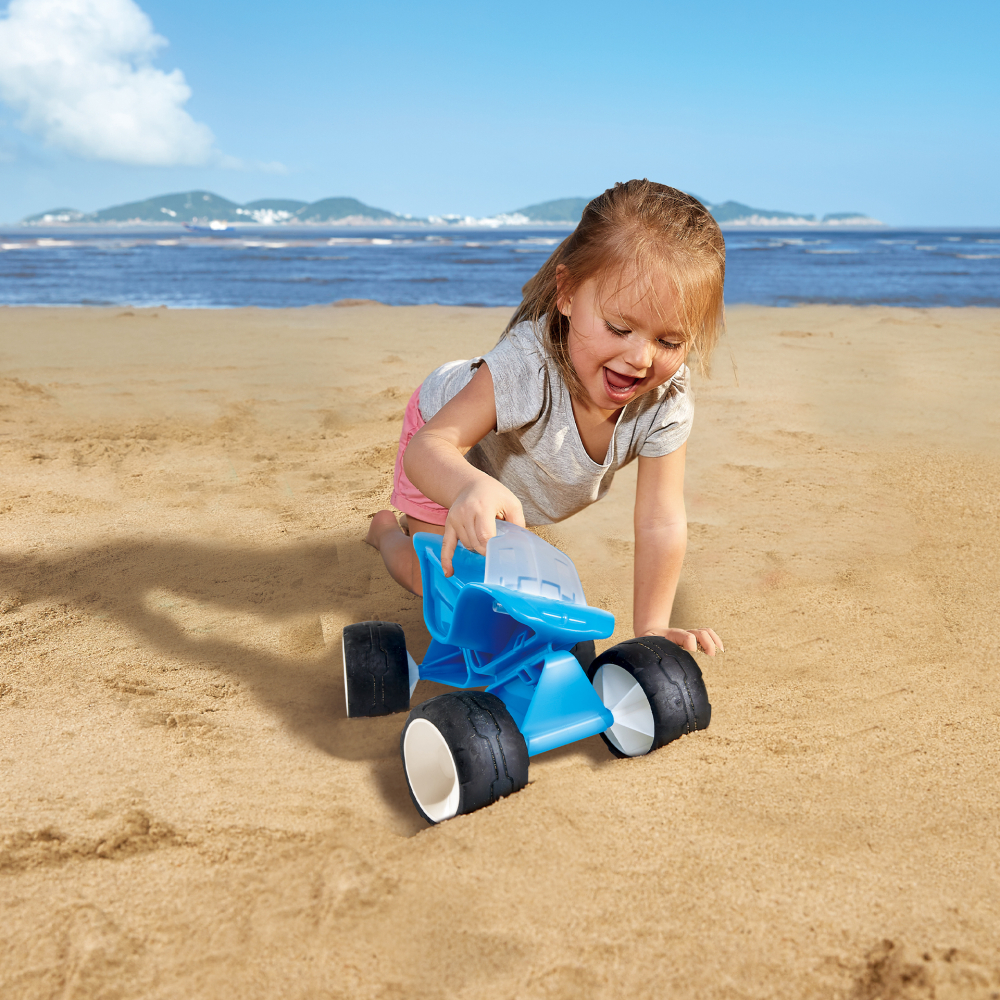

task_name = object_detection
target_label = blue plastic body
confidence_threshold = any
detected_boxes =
[412,532,616,756]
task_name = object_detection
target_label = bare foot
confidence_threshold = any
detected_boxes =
[365,509,402,550]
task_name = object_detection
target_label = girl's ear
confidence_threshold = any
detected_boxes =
[555,264,573,317]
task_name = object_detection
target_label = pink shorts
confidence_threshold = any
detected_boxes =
[390,386,450,526]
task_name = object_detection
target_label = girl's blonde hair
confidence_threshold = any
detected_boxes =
[506,179,726,395]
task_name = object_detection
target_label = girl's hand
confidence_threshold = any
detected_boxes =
[646,627,725,657]
[440,478,525,576]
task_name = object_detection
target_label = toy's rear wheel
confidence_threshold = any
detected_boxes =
[401,692,529,824]
[342,621,410,718]
[588,637,711,758]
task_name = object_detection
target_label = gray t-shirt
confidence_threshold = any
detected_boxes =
[417,320,693,526]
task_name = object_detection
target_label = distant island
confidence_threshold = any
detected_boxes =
[21,191,883,228]
[22,192,401,226]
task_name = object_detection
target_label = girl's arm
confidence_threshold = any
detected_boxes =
[405,364,525,575]
[634,445,724,656]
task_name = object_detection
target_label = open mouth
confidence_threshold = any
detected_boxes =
[603,367,640,400]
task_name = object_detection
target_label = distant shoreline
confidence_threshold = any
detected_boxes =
[10,217,891,231]
[4,219,908,232]
[15,221,1000,234]
[14,192,888,230]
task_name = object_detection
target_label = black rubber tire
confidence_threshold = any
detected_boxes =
[342,621,410,718]
[400,692,529,824]
[587,636,711,758]
[570,639,597,671]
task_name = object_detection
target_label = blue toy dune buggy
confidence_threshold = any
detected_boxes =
[343,522,710,824]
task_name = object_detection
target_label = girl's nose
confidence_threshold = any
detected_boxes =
[622,334,654,371]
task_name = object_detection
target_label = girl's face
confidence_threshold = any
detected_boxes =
[558,273,689,414]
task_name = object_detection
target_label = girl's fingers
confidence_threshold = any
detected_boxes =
[674,630,698,653]
[696,632,717,656]
[447,512,495,565]
[705,628,725,653]
[692,628,724,656]
[474,513,498,553]
[649,628,724,656]
[440,523,459,577]
[445,498,523,566]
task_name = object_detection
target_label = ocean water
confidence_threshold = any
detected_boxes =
[0,226,998,309]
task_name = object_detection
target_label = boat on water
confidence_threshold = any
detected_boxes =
[184,220,230,233]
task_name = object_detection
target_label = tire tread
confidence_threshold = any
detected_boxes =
[343,621,410,717]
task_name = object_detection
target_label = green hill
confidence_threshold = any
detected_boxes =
[295,197,401,223]
[20,190,874,228]
[88,191,243,223]
[508,197,593,223]
[707,200,815,223]
[503,196,820,225]
[21,191,405,225]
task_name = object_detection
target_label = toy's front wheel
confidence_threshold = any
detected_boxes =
[588,637,711,758]
[401,692,529,824]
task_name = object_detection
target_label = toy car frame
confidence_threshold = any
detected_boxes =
[343,522,711,824]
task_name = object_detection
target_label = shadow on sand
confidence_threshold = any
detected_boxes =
[1,533,442,820]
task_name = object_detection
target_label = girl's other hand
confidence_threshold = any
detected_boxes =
[648,627,725,657]
[440,479,525,577]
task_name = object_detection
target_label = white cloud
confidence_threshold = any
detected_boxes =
[0,0,215,166]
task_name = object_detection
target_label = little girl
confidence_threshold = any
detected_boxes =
[366,180,725,656]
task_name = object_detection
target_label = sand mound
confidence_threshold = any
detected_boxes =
[1,304,998,998]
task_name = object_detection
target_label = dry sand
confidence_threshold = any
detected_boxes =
[1,303,998,999]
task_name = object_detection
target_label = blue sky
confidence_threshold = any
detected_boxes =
[0,0,997,225]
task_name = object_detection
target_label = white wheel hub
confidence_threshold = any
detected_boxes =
[592,663,655,756]
[403,718,460,822]
[341,631,353,717]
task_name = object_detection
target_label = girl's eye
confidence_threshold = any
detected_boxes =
[605,320,683,351]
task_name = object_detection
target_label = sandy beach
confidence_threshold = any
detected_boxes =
[1,302,998,999]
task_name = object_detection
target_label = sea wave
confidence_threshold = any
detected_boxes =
[1,225,997,308]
